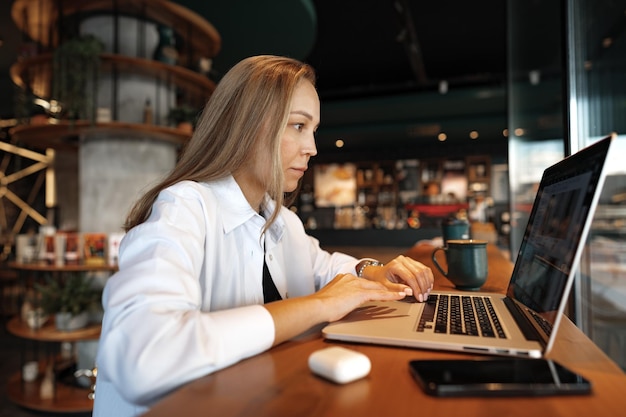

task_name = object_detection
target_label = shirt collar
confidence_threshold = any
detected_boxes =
[210,176,285,241]
[261,196,285,243]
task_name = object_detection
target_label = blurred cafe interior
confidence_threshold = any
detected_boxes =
[0,0,625,413]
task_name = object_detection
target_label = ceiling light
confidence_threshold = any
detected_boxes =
[437,133,447,141]
[438,80,448,94]
[335,139,344,148]
[514,128,525,136]
[469,131,479,139]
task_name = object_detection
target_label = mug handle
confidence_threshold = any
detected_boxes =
[431,247,448,277]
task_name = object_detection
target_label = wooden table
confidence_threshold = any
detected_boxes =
[143,243,626,417]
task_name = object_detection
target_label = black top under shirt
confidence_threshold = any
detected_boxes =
[261,211,282,304]
[263,257,282,303]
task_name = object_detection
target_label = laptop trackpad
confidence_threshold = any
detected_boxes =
[324,301,421,337]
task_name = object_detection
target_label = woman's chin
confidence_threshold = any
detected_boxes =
[284,183,299,193]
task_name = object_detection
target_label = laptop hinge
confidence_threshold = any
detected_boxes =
[503,297,541,341]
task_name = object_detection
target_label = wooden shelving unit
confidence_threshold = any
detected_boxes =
[9,0,221,137]
[7,369,95,413]
[8,261,117,274]
[9,120,191,151]
[7,316,101,343]
[466,155,491,198]
[10,0,221,64]
[6,262,106,412]
[6,2,220,411]
[355,161,398,209]
[11,53,216,110]
[6,317,101,413]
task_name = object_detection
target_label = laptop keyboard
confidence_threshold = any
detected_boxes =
[417,294,506,338]
[528,308,553,336]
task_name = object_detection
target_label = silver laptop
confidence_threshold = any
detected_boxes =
[323,135,615,358]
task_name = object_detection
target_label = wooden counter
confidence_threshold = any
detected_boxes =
[142,243,626,417]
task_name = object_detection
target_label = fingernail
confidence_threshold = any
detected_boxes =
[418,293,424,302]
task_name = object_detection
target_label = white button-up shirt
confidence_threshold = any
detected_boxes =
[93,176,358,417]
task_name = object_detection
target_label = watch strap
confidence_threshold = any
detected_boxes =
[357,260,383,277]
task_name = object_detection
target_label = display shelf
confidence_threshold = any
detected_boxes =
[7,316,101,342]
[6,264,104,413]
[7,317,101,413]
[9,120,191,151]
[11,53,216,110]
[6,317,100,412]
[8,261,118,273]
[7,369,94,413]
[466,155,491,197]
[354,161,399,208]
[11,0,221,64]
[6,3,211,412]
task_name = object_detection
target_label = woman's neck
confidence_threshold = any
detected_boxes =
[233,170,265,213]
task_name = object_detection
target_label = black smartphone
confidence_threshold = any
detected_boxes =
[409,358,592,397]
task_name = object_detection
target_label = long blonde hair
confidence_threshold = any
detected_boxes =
[124,55,316,232]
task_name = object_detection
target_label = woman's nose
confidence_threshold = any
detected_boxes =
[303,135,318,156]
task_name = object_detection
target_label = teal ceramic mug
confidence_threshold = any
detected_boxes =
[441,219,470,246]
[431,239,488,290]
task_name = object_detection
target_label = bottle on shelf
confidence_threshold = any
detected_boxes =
[154,25,179,65]
[39,357,55,400]
[143,98,153,125]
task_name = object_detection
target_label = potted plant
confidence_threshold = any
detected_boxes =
[52,34,105,122]
[35,273,102,331]
[167,104,199,132]
[14,86,49,125]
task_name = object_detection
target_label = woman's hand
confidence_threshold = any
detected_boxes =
[264,273,410,345]
[361,256,434,302]
[313,273,411,322]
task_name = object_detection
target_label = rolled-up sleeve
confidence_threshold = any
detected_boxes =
[96,185,275,406]
[94,178,361,415]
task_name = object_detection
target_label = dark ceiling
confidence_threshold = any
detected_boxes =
[307,0,507,101]
[0,0,510,157]
[0,0,507,111]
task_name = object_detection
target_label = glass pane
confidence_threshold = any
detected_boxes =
[508,0,626,370]
[566,0,626,371]
[507,0,564,256]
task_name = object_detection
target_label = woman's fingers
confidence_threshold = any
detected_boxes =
[382,256,434,301]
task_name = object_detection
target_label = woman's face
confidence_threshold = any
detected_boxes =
[281,80,319,192]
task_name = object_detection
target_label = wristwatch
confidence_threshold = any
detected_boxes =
[357,260,383,277]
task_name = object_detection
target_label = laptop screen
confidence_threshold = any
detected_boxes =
[506,136,613,327]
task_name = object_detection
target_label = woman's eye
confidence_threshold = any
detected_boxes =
[294,123,304,131]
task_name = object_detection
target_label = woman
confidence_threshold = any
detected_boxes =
[93,55,433,416]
